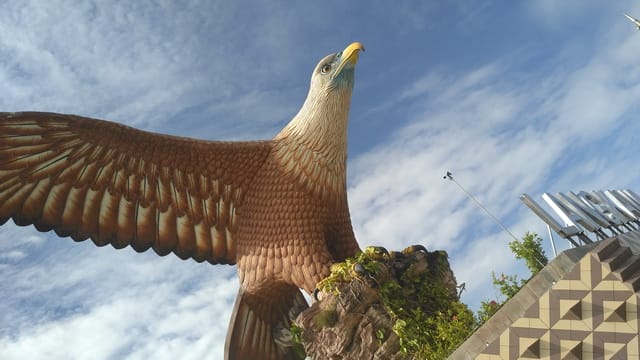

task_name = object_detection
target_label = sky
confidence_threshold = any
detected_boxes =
[2,1,640,359]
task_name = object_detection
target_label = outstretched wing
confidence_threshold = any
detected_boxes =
[0,112,272,264]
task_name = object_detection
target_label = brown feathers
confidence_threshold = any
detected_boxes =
[0,112,271,264]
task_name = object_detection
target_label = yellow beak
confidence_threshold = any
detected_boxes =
[332,42,365,79]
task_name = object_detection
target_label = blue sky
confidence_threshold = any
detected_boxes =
[2,1,640,359]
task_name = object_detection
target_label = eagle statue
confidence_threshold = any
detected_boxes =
[0,42,365,359]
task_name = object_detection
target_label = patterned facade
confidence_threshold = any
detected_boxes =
[451,232,640,359]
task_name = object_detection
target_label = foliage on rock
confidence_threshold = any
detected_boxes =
[299,245,475,359]
[296,233,550,358]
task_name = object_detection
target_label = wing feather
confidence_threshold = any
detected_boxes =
[156,205,178,256]
[60,186,90,239]
[9,182,39,226]
[40,182,71,231]
[211,223,227,261]
[98,188,120,243]
[79,188,103,243]
[135,201,156,251]
[0,112,272,264]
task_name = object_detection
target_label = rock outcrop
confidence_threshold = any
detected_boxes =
[293,245,467,359]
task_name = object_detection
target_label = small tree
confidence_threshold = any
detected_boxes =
[477,232,548,324]
[509,232,547,275]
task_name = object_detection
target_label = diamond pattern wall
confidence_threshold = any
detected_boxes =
[473,238,640,360]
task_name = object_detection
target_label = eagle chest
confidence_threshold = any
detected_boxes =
[235,157,341,290]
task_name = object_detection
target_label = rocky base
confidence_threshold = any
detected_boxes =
[294,245,460,360]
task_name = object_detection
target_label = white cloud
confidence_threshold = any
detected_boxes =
[0,230,239,359]
[0,265,237,360]
[0,1,330,134]
[0,250,26,261]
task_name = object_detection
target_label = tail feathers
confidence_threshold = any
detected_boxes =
[225,285,307,360]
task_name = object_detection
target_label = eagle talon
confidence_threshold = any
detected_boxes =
[313,288,323,302]
[402,244,428,255]
[364,246,389,260]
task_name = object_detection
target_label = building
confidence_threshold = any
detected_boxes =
[450,231,640,359]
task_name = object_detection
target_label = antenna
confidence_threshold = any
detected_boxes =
[444,171,547,267]
[444,171,519,241]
